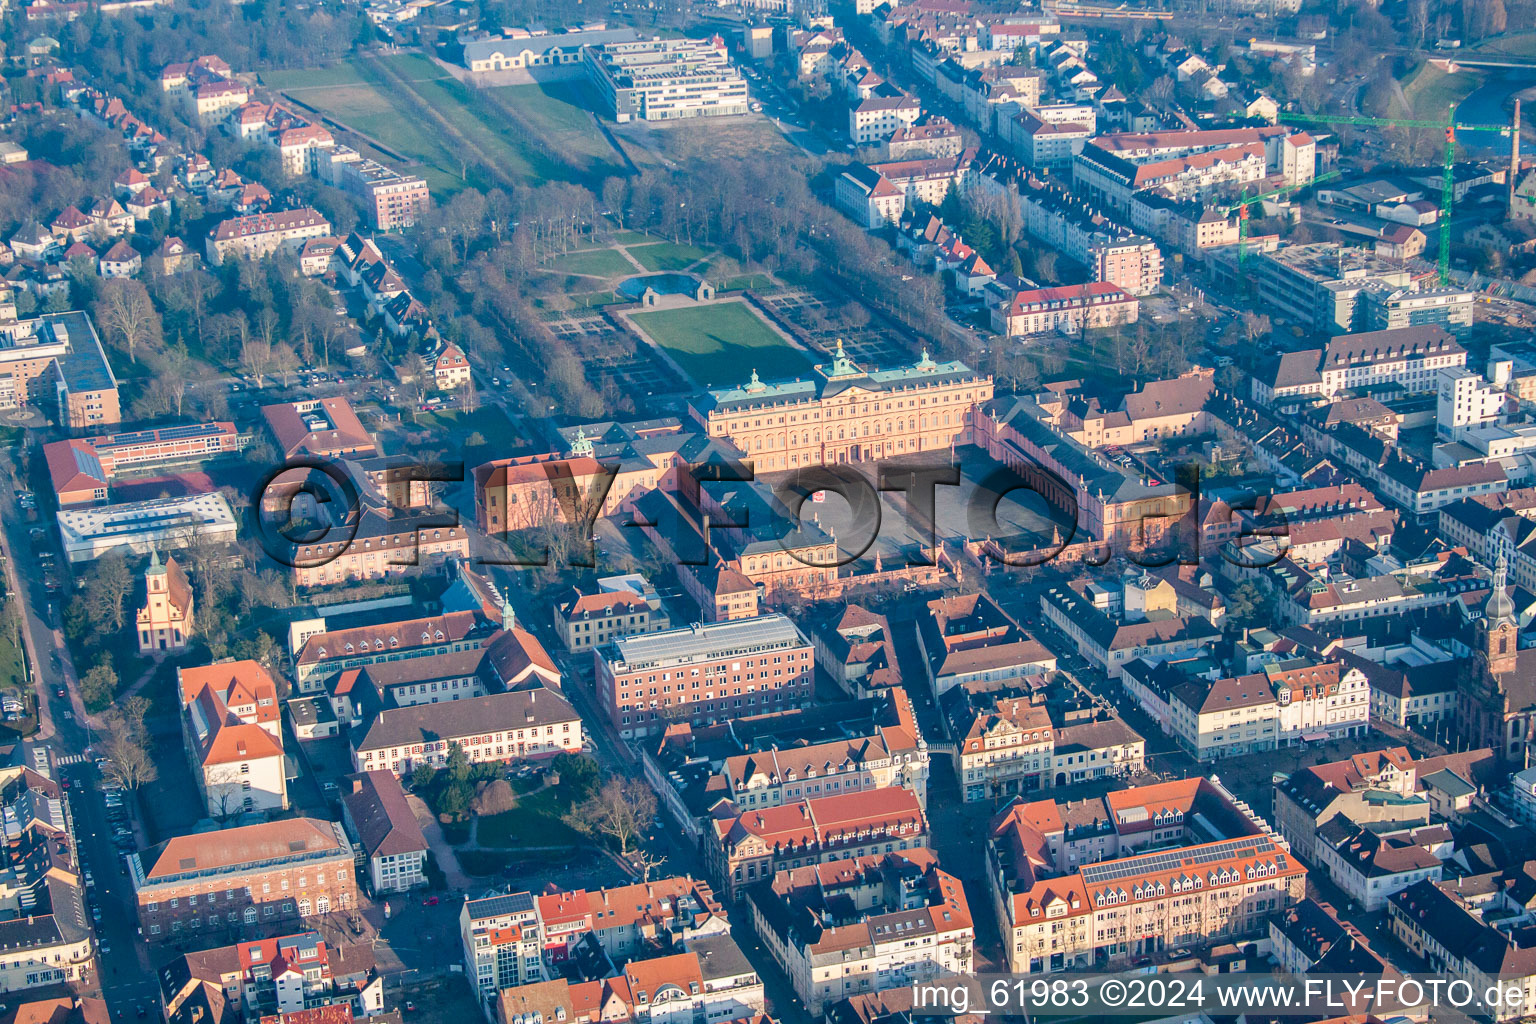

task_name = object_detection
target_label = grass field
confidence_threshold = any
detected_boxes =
[476,789,581,847]
[0,633,24,694]
[630,241,711,272]
[1397,62,1487,119]
[631,301,811,386]
[267,55,620,193]
[549,247,635,277]
[410,406,525,449]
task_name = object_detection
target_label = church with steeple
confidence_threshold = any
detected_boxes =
[136,550,194,653]
[1457,555,1536,763]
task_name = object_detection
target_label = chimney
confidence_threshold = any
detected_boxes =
[353,778,364,794]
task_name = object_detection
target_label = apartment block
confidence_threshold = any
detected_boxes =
[158,931,384,1023]
[746,850,973,1014]
[708,787,928,899]
[987,778,1305,973]
[206,209,332,265]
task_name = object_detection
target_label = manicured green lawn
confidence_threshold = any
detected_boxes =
[630,301,812,386]
[263,64,372,91]
[630,241,712,272]
[476,788,581,847]
[548,247,633,278]
[413,406,525,450]
[613,230,659,245]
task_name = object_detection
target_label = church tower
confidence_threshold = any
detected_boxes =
[1482,553,1519,677]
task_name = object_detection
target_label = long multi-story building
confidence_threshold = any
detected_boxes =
[583,36,748,122]
[45,422,245,507]
[1244,243,1475,335]
[719,690,929,811]
[991,282,1140,337]
[746,850,973,1014]
[596,614,813,740]
[1253,325,1468,406]
[709,787,928,899]
[205,209,332,265]
[987,778,1306,973]
[1019,185,1163,295]
[130,819,358,941]
[351,687,583,775]
[288,504,471,587]
[687,343,991,470]
[835,151,977,229]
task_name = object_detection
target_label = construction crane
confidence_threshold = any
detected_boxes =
[1221,169,1342,266]
[1278,102,1519,286]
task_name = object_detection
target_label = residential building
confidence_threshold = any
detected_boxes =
[461,876,729,1013]
[719,694,929,812]
[746,850,973,1014]
[1271,747,1426,861]
[158,931,384,1023]
[835,152,976,229]
[338,770,428,894]
[990,283,1140,337]
[946,687,1145,802]
[0,763,95,993]
[137,551,194,653]
[917,593,1056,697]
[595,614,814,740]
[554,581,669,651]
[206,209,332,265]
[179,660,287,818]
[493,941,763,1024]
[1313,818,1447,911]
[1040,585,1219,681]
[848,87,922,144]
[811,605,900,698]
[987,777,1306,973]
[129,818,357,941]
[583,37,748,122]
[1389,880,1536,1021]
[351,687,584,775]
[708,788,929,899]
[332,158,429,231]
[460,891,543,1012]
[1018,184,1163,295]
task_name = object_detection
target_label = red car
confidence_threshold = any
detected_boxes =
[422,896,439,906]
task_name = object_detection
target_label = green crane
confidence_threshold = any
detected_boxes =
[1220,169,1342,266]
[1278,106,1513,285]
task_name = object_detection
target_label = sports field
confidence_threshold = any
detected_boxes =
[264,56,621,192]
[629,301,812,387]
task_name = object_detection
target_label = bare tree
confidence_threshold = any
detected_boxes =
[271,342,300,387]
[240,339,272,386]
[94,279,162,364]
[566,777,656,856]
[100,715,159,793]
